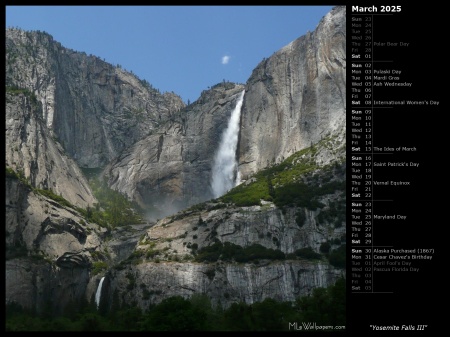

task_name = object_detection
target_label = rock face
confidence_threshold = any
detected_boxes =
[5,257,91,315]
[103,6,346,212]
[103,83,245,218]
[238,6,346,180]
[5,6,346,314]
[6,28,185,168]
[105,261,342,310]
[5,175,104,314]
[6,91,96,209]
[103,158,346,310]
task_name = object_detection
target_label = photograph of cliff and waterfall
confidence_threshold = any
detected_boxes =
[5,5,346,331]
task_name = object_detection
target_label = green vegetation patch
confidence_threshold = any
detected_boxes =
[35,189,74,209]
[87,178,145,228]
[6,165,143,229]
[194,241,285,263]
[327,244,346,269]
[219,140,346,209]
[6,86,39,107]
[91,261,108,275]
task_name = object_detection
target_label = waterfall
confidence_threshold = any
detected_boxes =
[211,90,245,198]
[95,277,105,309]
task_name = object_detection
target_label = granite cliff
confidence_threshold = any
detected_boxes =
[104,5,346,215]
[5,6,346,314]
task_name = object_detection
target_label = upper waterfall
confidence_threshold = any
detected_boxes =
[211,90,245,198]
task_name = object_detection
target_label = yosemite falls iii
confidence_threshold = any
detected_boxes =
[211,90,245,198]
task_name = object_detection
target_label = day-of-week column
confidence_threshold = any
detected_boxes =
[350,11,374,293]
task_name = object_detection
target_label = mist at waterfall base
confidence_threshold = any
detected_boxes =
[211,90,245,198]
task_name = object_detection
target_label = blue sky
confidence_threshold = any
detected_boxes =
[6,5,334,104]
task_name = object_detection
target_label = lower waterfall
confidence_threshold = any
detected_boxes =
[95,276,105,309]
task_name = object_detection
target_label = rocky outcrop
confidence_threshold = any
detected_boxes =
[142,198,345,259]
[105,224,154,263]
[5,175,106,313]
[100,196,347,310]
[5,257,91,315]
[105,260,342,310]
[6,29,185,168]
[102,6,346,213]
[238,6,346,179]
[6,91,96,208]
[5,169,153,312]
[103,83,245,218]
[99,155,346,310]
[5,91,106,314]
